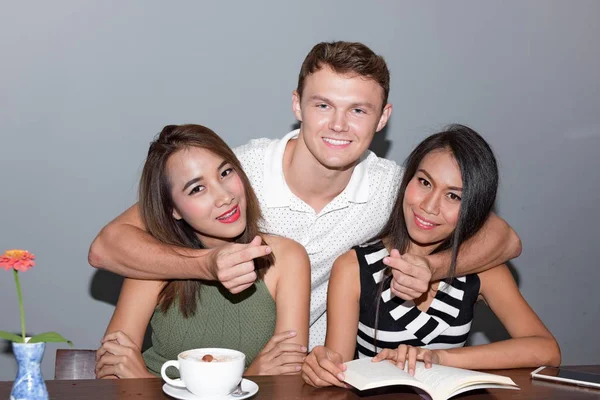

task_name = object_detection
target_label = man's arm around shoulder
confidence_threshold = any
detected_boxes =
[88,204,273,294]
[88,204,208,279]
[429,212,522,280]
[385,213,521,300]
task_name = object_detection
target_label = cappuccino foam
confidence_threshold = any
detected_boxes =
[182,352,241,363]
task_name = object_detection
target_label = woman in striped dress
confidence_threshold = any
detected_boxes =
[302,124,560,388]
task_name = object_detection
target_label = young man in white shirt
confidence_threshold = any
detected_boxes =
[89,41,520,365]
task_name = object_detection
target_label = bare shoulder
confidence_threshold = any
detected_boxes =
[329,249,361,301]
[261,235,310,300]
[262,234,308,259]
[116,278,165,310]
[477,264,518,296]
[331,249,360,283]
[334,249,359,266]
[478,263,513,281]
[262,234,310,276]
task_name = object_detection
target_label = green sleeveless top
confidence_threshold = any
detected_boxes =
[143,280,276,376]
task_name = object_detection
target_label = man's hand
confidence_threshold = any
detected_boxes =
[210,236,272,294]
[245,330,307,375]
[302,346,348,388]
[383,250,432,300]
[95,331,154,379]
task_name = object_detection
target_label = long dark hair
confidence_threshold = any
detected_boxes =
[373,124,498,344]
[379,124,498,273]
[138,124,274,317]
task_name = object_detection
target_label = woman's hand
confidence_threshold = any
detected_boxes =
[302,346,348,388]
[372,344,441,376]
[245,330,307,376]
[95,331,154,379]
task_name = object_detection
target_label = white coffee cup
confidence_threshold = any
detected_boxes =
[161,348,245,397]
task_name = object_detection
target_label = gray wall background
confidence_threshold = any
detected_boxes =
[1,1,598,381]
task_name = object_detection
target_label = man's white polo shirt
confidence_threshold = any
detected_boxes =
[234,130,402,349]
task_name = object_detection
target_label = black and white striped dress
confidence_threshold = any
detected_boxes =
[354,240,480,359]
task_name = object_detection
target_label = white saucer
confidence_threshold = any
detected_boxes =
[162,378,258,400]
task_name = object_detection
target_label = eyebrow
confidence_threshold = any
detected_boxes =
[181,160,230,192]
[308,95,376,111]
[418,169,463,191]
[182,177,202,192]
[308,95,332,104]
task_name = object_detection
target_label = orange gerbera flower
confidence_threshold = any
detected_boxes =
[0,250,36,272]
[1,249,71,349]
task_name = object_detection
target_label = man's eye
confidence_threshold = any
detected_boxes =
[189,185,205,195]
[353,108,366,114]
[316,104,329,109]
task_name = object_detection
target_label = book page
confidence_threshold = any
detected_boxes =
[344,359,433,395]
[452,383,520,397]
[412,362,517,399]
[344,359,517,400]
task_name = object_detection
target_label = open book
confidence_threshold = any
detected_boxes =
[343,358,519,400]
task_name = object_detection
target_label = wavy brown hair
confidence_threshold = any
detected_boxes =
[297,41,390,107]
[138,124,274,317]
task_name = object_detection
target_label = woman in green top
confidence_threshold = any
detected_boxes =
[95,124,310,378]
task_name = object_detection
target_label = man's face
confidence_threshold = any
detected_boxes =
[292,66,392,171]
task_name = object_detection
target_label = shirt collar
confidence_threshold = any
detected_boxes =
[263,130,299,208]
[262,129,372,208]
[343,151,370,204]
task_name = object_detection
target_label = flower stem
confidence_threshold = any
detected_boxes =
[13,270,26,342]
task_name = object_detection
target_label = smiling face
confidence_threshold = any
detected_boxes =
[166,146,247,248]
[292,66,392,171]
[403,149,463,253]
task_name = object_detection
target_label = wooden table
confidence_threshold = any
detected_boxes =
[1,366,599,399]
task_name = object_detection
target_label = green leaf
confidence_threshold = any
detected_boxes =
[0,331,25,343]
[28,332,73,347]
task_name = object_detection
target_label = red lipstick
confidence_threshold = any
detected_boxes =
[217,205,240,223]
